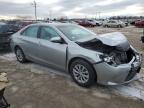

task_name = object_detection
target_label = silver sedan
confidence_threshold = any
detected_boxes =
[10,23,142,87]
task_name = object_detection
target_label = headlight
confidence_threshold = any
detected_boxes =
[99,55,113,63]
[135,54,142,62]
[99,55,117,66]
[136,55,140,61]
[103,56,113,62]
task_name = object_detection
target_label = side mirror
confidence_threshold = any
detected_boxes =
[50,37,64,44]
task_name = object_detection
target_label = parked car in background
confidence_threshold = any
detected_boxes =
[96,19,106,25]
[124,21,129,26]
[69,21,78,24]
[58,20,70,23]
[11,23,142,87]
[0,23,19,48]
[135,20,144,28]
[88,20,102,26]
[17,21,34,29]
[131,20,141,26]
[103,20,125,28]
[77,20,96,27]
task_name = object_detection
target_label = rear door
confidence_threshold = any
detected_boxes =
[111,21,117,27]
[38,26,67,70]
[108,21,114,27]
[19,25,40,60]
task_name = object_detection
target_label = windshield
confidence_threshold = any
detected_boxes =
[56,25,96,41]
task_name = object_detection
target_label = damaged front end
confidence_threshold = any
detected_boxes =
[77,32,142,85]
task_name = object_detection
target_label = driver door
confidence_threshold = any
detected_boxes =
[38,26,67,70]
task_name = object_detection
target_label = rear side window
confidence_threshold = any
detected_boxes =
[111,21,116,23]
[21,26,39,38]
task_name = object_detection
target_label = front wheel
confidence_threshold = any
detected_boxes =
[70,59,96,87]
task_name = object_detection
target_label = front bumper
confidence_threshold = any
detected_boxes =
[93,54,142,85]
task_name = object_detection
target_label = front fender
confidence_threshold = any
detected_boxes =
[67,53,102,72]
[66,42,103,71]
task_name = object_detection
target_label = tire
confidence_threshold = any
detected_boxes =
[118,25,122,28]
[103,25,106,27]
[96,23,99,26]
[15,47,27,63]
[69,59,96,87]
[105,25,109,28]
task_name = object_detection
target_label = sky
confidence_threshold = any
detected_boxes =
[0,0,143,19]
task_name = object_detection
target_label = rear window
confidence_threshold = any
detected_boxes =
[21,26,39,38]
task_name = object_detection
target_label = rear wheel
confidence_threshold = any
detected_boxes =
[70,59,96,87]
[105,25,109,28]
[15,47,27,63]
[118,25,122,28]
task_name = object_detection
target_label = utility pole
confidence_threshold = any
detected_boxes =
[49,10,52,21]
[95,12,101,19]
[32,0,37,21]
[98,12,101,19]
[95,12,97,19]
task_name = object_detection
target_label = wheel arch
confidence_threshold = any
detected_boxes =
[14,45,26,56]
[14,45,21,53]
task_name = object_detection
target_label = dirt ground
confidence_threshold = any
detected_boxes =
[0,26,144,108]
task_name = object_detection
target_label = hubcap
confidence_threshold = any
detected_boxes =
[72,64,89,83]
[16,49,23,61]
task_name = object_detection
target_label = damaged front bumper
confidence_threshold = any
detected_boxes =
[94,54,142,85]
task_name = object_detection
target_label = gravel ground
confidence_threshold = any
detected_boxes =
[0,26,144,108]
[1,57,144,108]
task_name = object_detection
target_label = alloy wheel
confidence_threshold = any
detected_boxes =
[16,49,23,62]
[72,64,89,84]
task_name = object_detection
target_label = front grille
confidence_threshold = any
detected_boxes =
[109,49,134,65]
[114,51,128,64]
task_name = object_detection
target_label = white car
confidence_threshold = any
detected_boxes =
[88,20,102,26]
[103,20,125,28]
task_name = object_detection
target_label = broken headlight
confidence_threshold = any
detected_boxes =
[100,55,114,63]
[136,55,140,61]
[99,55,118,66]
[135,54,142,62]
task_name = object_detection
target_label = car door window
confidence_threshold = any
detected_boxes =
[112,21,116,23]
[40,26,60,40]
[110,21,113,23]
[22,26,39,38]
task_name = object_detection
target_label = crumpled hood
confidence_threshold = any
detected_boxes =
[97,32,130,51]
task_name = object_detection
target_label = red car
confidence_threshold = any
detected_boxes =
[135,20,144,28]
[76,20,95,27]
